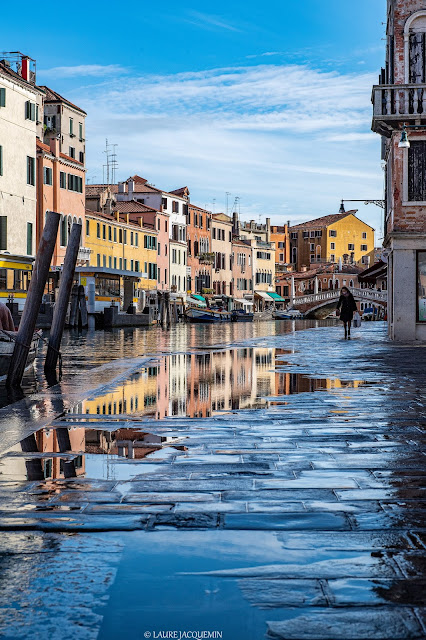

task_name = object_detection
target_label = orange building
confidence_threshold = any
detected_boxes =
[36,138,87,267]
[187,203,212,293]
[270,224,290,269]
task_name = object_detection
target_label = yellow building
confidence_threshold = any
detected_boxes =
[85,205,158,309]
[290,211,375,271]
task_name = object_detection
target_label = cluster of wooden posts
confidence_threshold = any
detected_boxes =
[157,291,180,327]
[7,211,81,388]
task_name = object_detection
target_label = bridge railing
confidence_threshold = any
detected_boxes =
[293,288,387,307]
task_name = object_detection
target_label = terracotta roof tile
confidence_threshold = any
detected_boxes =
[289,211,359,230]
[59,152,84,166]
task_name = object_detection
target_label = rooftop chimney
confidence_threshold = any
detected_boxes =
[128,179,134,199]
[118,182,126,194]
[21,56,30,81]
[266,217,271,243]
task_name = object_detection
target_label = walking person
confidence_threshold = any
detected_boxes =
[336,286,358,339]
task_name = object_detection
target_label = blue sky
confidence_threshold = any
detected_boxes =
[2,0,386,237]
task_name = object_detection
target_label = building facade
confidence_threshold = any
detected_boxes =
[289,212,374,272]
[40,86,86,166]
[271,224,290,270]
[187,203,212,293]
[232,239,253,299]
[36,139,88,267]
[372,0,426,339]
[211,213,233,295]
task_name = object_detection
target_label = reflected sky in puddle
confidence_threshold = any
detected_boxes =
[0,344,366,484]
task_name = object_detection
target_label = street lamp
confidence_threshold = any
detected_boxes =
[398,124,410,149]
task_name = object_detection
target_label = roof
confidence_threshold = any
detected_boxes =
[290,211,360,230]
[114,200,159,214]
[36,140,51,153]
[38,85,86,115]
[59,152,83,166]
[212,213,232,224]
[86,184,119,196]
[358,260,387,281]
[189,203,211,213]
[170,186,189,197]
[232,239,251,248]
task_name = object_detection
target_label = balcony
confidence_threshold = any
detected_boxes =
[372,84,426,135]
[198,252,215,264]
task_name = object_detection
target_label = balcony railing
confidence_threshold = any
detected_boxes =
[372,84,426,131]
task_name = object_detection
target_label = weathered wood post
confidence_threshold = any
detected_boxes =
[69,284,79,327]
[45,223,81,373]
[7,211,60,388]
[78,285,88,327]
[56,427,77,478]
[165,292,171,327]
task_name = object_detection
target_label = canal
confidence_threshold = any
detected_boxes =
[0,320,425,640]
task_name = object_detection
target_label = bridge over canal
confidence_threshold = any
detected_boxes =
[292,287,387,318]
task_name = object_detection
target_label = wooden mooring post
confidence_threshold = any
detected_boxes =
[7,211,60,388]
[45,222,81,373]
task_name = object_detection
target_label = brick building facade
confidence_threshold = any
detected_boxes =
[372,0,426,339]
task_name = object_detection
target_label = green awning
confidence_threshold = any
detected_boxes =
[268,292,286,301]
[192,294,206,302]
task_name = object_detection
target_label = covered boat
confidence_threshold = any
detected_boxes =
[185,307,232,323]
[273,309,305,320]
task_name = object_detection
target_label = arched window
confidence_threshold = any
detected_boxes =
[329,279,333,289]
[404,12,426,83]
[334,280,339,290]
[349,279,354,288]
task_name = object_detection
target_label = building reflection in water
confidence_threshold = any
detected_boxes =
[9,345,365,481]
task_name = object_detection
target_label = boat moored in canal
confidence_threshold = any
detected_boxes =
[231,309,254,322]
[0,330,42,380]
[273,309,305,320]
[185,306,232,323]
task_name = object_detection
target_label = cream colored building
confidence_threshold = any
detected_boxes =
[0,55,44,259]
[211,213,233,295]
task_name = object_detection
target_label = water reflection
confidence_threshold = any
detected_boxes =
[0,343,366,483]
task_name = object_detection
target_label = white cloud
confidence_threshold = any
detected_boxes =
[40,64,128,78]
[184,11,241,32]
[67,62,383,232]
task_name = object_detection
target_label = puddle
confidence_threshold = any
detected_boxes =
[0,345,368,484]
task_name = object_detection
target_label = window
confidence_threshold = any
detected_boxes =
[25,101,36,121]
[310,231,315,238]
[162,197,167,210]
[348,243,355,251]
[103,255,106,267]
[362,232,367,239]
[0,145,3,176]
[68,174,83,192]
[102,225,106,240]
[130,232,134,245]
[119,229,123,243]
[26,156,35,185]
[124,259,127,270]
[329,229,337,237]
[361,244,368,251]
[0,216,7,250]
[43,166,52,185]
[135,261,139,272]
[302,231,309,239]
[86,220,90,236]
[291,232,298,239]
[172,201,179,213]
[279,253,284,261]
[0,87,5,107]
[158,242,161,255]
[310,254,315,262]
[123,230,127,244]
[229,231,232,242]
[79,122,83,141]
[60,172,66,189]
[131,260,134,271]
[330,254,335,262]
[26,223,33,255]
[60,216,67,246]
[79,151,84,164]
[108,226,112,241]
[408,140,426,200]
[330,242,335,250]
[113,228,117,242]
[135,233,138,247]
[97,223,100,238]
[114,257,117,269]
[69,118,74,136]
[315,230,322,237]
[310,243,315,251]
[108,256,112,268]
[69,147,75,159]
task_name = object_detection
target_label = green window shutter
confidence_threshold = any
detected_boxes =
[0,88,5,107]
[27,222,33,255]
[0,145,3,176]
[30,103,36,121]
[0,216,7,250]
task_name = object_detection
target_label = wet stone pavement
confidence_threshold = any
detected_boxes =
[0,321,426,639]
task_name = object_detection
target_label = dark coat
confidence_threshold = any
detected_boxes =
[336,293,357,322]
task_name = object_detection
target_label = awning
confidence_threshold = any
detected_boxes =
[254,291,272,300]
[192,294,206,302]
[187,296,207,308]
[267,291,287,301]
[234,298,254,307]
